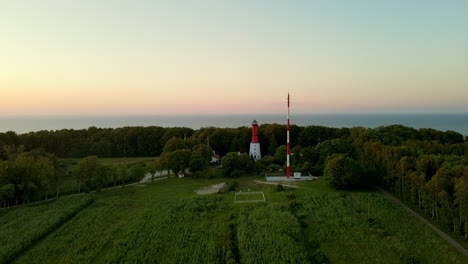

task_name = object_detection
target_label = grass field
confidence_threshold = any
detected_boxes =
[0,196,94,264]
[1,176,466,263]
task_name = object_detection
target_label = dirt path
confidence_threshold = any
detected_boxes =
[254,180,302,188]
[378,187,468,258]
[140,170,171,183]
[194,183,227,195]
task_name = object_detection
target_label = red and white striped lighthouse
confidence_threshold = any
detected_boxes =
[286,93,291,178]
[249,120,261,160]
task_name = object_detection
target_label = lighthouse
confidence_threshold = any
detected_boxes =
[249,120,261,160]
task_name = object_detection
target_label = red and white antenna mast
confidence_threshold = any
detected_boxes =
[286,93,291,178]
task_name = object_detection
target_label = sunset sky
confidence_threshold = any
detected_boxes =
[1,1,467,115]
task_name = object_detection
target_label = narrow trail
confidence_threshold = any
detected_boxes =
[378,187,468,258]
[139,170,171,184]
[254,180,302,188]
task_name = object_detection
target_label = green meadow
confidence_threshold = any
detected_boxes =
[1,177,466,264]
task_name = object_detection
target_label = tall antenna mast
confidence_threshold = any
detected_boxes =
[286,93,291,178]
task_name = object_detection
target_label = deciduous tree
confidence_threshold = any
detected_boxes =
[324,154,363,189]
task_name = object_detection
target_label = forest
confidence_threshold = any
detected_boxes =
[0,124,467,241]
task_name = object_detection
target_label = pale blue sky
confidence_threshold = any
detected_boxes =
[1,0,467,115]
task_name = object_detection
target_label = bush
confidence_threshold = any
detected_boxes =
[289,200,302,213]
[307,240,320,250]
[192,168,224,179]
[311,249,329,264]
[129,165,145,182]
[227,181,238,192]
[399,251,420,264]
[276,184,285,192]
[229,170,242,178]
[323,154,364,189]
[295,211,306,220]
[253,162,266,175]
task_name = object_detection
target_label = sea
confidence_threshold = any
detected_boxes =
[0,114,467,136]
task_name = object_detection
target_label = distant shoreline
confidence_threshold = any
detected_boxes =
[1,113,467,136]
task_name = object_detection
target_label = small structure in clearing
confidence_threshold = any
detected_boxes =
[265,172,318,182]
[211,151,220,163]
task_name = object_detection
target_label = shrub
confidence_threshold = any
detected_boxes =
[207,169,225,179]
[323,154,364,189]
[227,181,238,192]
[275,184,285,192]
[311,249,329,264]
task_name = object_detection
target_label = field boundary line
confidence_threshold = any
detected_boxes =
[378,187,468,258]
[0,193,86,211]
[234,191,265,203]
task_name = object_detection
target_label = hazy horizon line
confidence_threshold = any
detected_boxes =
[1,112,468,118]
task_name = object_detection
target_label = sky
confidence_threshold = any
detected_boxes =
[1,0,467,115]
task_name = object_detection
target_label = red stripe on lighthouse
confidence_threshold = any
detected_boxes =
[251,120,259,143]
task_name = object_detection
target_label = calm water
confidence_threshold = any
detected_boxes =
[1,114,467,136]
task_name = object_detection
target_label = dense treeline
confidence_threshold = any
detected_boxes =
[1,124,463,159]
[0,125,349,158]
[0,126,194,158]
[1,124,464,159]
[1,123,467,240]
[318,125,468,241]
